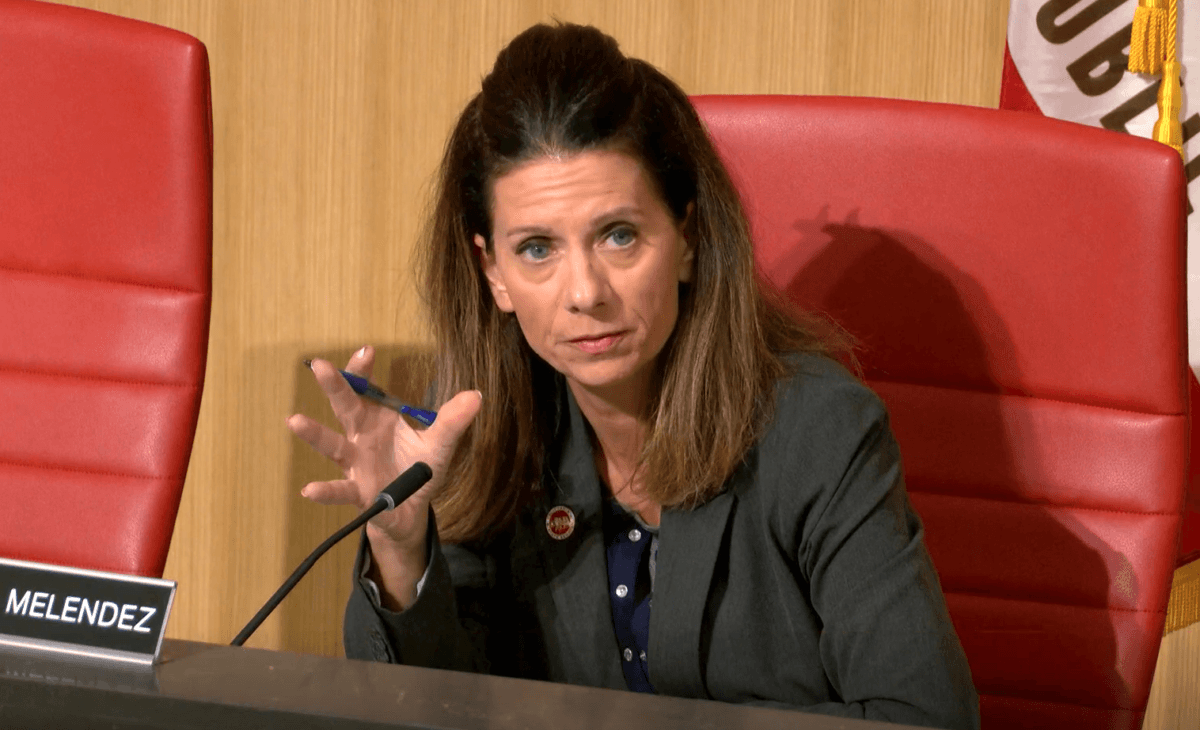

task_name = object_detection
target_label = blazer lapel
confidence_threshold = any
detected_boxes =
[522,387,625,689]
[649,486,737,698]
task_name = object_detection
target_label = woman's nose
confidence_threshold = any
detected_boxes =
[564,249,607,312]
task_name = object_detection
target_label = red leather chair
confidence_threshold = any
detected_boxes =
[0,0,212,578]
[694,95,1187,730]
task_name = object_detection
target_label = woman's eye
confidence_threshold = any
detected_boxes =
[607,227,636,247]
[517,240,551,261]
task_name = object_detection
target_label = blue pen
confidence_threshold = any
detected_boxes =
[303,360,438,426]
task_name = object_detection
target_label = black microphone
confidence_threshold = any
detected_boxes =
[231,461,434,646]
[374,461,433,511]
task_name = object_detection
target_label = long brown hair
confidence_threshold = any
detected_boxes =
[419,23,848,543]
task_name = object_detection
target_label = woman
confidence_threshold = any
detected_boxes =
[289,22,978,729]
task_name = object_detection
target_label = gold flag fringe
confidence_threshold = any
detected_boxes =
[1129,0,1183,157]
[1129,0,1168,74]
[1164,559,1200,635]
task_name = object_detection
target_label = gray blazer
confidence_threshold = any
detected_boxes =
[344,355,979,729]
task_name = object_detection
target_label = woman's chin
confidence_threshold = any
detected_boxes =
[558,359,653,397]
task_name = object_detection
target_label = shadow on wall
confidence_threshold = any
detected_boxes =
[280,344,435,657]
[783,214,1133,719]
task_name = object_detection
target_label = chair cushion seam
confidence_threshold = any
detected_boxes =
[945,588,1168,615]
[0,262,207,295]
[977,688,1141,713]
[908,488,1183,518]
[866,377,1187,418]
[0,365,202,389]
[0,457,175,482]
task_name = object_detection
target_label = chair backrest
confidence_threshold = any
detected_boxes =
[694,95,1188,730]
[0,0,212,578]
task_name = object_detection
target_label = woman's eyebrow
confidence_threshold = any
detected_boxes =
[502,206,644,239]
[589,206,642,228]
[501,224,553,239]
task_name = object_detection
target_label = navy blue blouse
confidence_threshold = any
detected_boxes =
[603,499,658,693]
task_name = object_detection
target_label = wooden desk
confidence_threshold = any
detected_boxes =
[0,639,924,729]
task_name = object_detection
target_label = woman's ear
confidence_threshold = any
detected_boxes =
[677,202,696,283]
[475,234,515,312]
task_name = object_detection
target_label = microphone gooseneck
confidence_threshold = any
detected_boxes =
[231,461,433,647]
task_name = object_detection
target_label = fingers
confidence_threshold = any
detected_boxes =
[287,414,354,470]
[344,345,374,378]
[310,357,370,435]
[300,478,365,507]
[424,389,484,446]
[390,390,481,485]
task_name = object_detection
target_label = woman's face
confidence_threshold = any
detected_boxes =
[476,150,693,399]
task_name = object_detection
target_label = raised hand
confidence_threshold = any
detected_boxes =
[287,345,482,609]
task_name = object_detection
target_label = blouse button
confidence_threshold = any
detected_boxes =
[628,528,642,542]
[623,648,634,661]
[615,584,628,598]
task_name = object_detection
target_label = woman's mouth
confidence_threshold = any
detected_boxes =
[569,332,624,354]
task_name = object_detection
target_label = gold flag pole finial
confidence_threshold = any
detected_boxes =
[1130,0,1184,157]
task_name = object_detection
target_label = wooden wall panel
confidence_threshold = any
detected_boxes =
[58,0,1010,656]
[1145,621,1200,730]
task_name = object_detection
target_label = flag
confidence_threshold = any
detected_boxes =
[1002,0,1198,366]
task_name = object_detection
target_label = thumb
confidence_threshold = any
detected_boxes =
[426,389,484,445]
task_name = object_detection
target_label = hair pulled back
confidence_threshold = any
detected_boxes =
[420,23,844,543]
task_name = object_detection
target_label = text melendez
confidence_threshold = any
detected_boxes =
[5,589,156,634]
